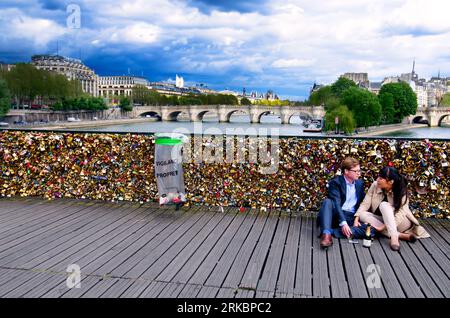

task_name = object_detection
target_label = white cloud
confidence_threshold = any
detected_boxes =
[1,0,449,96]
[272,58,315,68]
[0,8,66,48]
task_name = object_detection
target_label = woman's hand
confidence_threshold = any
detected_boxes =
[353,217,361,227]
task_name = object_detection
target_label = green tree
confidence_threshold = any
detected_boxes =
[378,82,417,122]
[324,105,355,134]
[0,78,11,118]
[440,93,450,106]
[378,92,395,124]
[308,86,333,105]
[341,87,382,128]
[323,96,342,112]
[330,77,358,97]
[120,97,132,111]
[240,97,252,105]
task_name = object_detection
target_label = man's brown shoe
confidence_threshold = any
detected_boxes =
[320,234,333,248]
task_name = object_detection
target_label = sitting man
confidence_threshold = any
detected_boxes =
[318,157,368,248]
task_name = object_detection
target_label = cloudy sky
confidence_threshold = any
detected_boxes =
[0,0,449,100]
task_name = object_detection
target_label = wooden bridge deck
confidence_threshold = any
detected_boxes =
[0,197,448,298]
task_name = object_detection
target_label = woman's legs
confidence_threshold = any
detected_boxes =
[379,202,400,248]
[396,214,415,241]
[359,212,385,231]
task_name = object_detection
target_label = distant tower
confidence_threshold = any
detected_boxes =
[411,59,418,82]
[243,87,246,96]
[175,74,184,88]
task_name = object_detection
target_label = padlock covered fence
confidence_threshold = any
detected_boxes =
[1,130,448,218]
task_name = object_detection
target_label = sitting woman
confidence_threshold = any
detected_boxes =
[354,166,430,251]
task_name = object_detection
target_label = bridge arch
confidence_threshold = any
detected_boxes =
[222,109,250,122]
[257,111,281,123]
[286,112,314,124]
[412,115,429,125]
[139,111,161,119]
[164,110,190,121]
[438,114,450,127]
[195,110,219,121]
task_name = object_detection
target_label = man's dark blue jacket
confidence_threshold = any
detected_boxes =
[327,175,365,224]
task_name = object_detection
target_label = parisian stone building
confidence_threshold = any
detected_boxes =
[98,76,150,98]
[31,55,98,97]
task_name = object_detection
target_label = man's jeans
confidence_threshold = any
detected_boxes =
[318,198,372,239]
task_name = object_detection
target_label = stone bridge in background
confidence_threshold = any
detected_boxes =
[132,105,326,124]
[405,107,450,127]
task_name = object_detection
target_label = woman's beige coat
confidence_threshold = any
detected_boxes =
[355,182,430,238]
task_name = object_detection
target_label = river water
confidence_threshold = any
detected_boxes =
[75,115,450,139]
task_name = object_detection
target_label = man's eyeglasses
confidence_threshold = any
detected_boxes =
[349,169,362,174]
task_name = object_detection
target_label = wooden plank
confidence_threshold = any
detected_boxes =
[354,242,388,298]
[157,282,186,298]
[0,270,40,297]
[99,279,136,298]
[0,199,75,233]
[311,218,330,297]
[235,210,281,290]
[327,238,350,298]
[378,237,424,298]
[81,278,120,298]
[436,219,450,232]
[256,214,290,292]
[177,284,202,298]
[367,237,405,298]
[22,274,67,298]
[119,279,153,298]
[220,210,268,289]
[55,206,164,273]
[277,215,301,295]
[408,239,450,297]
[0,201,91,246]
[196,286,220,298]
[254,291,274,298]
[417,237,450,279]
[398,242,444,298]
[0,268,37,287]
[142,209,225,281]
[216,288,236,298]
[82,206,182,275]
[21,203,144,270]
[235,289,255,298]
[420,220,450,260]
[107,206,205,278]
[2,272,56,298]
[0,268,20,282]
[0,199,51,222]
[5,202,138,269]
[187,209,253,286]
[60,275,103,298]
[340,239,369,298]
[39,205,158,272]
[140,281,168,298]
[294,216,313,296]
[169,207,237,284]
[427,219,450,244]
[275,292,292,298]
[0,200,94,250]
[0,202,118,265]
[119,207,211,279]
